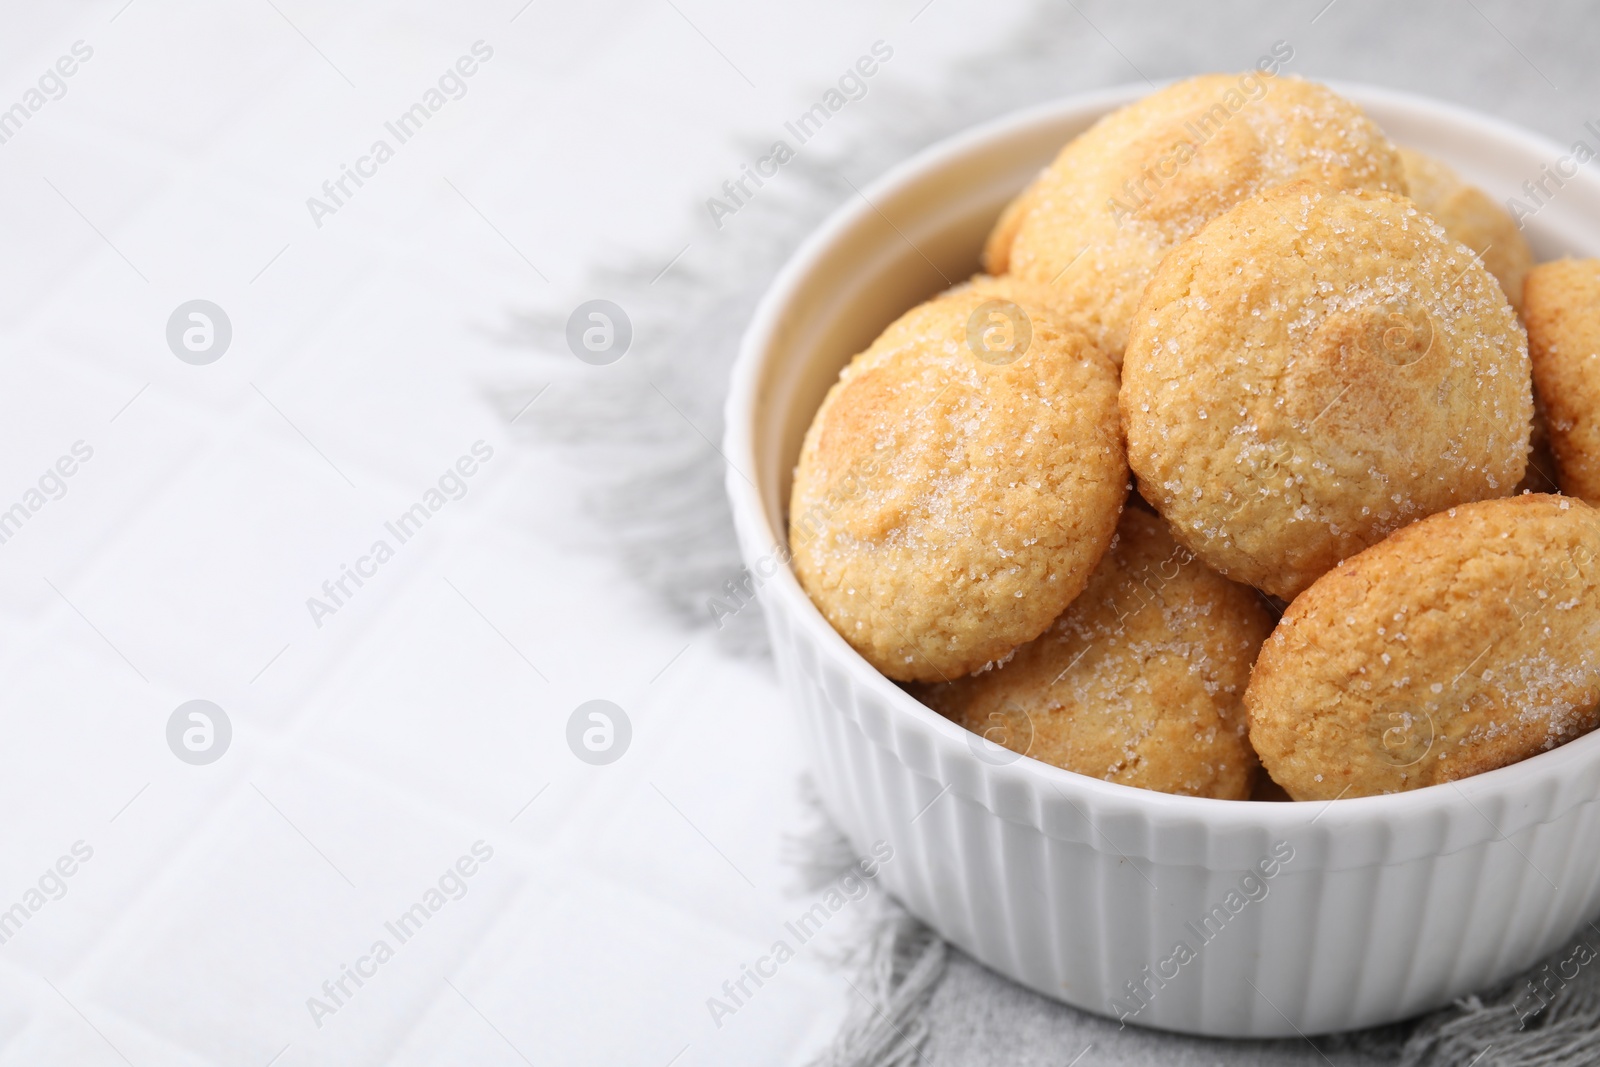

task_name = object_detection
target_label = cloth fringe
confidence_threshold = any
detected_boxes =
[806,918,946,1067]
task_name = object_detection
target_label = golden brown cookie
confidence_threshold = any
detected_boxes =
[917,508,1273,798]
[1247,494,1600,800]
[1524,259,1600,502]
[790,278,1127,682]
[1007,73,1404,361]
[954,272,1096,342]
[1398,147,1533,313]
[981,169,1046,276]
[1122,182,1532,600]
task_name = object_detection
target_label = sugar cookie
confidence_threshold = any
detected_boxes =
[1247,494,1600,800]
[1007,73,1404,361]
[919,508,1272,797]
[1122,182,1531,599]
[790,278,1126,681]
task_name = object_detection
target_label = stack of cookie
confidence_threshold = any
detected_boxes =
[788,73,1600,801]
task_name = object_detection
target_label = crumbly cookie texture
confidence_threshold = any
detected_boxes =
[1524,259,1600,503]
[1246,495,1600,800]
[1007,73,1404,362]
[789,278,1127,682]
[917,507,1273,798]
[1398,147,1533,314]
[1121,182,1532,600]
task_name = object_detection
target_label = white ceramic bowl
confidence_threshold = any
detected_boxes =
[724,82,1600,1037]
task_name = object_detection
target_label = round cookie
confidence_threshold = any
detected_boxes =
[1398,147,1533,313]
[1524,259,1600,502]
[789,278,1127,682]
[917,507,1273,797]
[1007,73,1404,361]
[1247,494,1600,800]
[1122,182,1532,600]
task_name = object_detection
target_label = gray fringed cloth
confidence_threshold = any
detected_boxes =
[792,780,1600,1067]
[503,2,1600,1062]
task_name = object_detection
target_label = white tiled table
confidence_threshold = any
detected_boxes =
[0,1,1034,1063]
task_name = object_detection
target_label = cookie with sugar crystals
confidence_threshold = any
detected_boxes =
[1121,182,1531,599]
[917,507,1273,798]
[1398,147,1533,313]
[789,277,1126,682]
[1006,73,1405,362]
[1247,494,1600,800]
